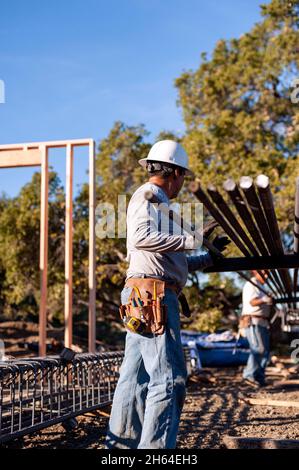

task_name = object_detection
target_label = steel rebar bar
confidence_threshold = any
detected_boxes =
[256,175,293,300]
[207,184,278,297]
[223,178,285,297]
[239,176,289,299]
[189,181,252,257]
[146,189,269,295]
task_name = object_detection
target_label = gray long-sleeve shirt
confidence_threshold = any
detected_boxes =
[126,182,213,288]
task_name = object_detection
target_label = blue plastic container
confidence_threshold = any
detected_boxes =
[197,347,249,367]
[181,330,250,367]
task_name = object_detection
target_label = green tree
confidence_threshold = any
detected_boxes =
[175,0,299,194]
[0,172,65,321]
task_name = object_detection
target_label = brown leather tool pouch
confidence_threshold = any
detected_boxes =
[120,278,168,335]
[239,315,252,329]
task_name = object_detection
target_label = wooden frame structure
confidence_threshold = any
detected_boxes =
[0,139,96,355]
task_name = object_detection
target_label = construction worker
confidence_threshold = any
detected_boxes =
[241,270,273,387]
[106,140,228,449]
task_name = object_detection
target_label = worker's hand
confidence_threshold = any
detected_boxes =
[261,295,273,305]
[210,235,231,261]
[212,235,231,252]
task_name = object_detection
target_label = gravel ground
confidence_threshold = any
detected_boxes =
[2,367,298,449]
[177,368,299,448]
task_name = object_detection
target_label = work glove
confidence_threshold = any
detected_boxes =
[261,295,273,305]
[209,235,231,261]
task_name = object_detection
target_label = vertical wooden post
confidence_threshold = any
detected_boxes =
[64,144,74,349]
[39,146,49,356]
[88,140,96,353]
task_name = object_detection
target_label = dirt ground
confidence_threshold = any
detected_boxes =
[2,367,299,449]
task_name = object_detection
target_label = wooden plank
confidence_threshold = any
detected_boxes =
[0,138,93,151]
[265,366,290,377]
[39,146,49,356]
[86,404,112,418]
[64,144,74,349]
[98,410,111,418]
[0,149,42,168]
[273,379,299,388]
[88,140,96,353]
[223,435,299,449]
[271,356,296,365]
[241,397,299,408]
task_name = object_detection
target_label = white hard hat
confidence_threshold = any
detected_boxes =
[139,140,193,176]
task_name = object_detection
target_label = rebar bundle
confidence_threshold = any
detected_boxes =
[0,352,123,443]
[189,175,299,305]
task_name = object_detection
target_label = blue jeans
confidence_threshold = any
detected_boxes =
[106,287,187,449]
[243,324,270,385]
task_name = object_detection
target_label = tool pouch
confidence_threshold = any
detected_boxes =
[239,315,252,329]
[119,278,168,335]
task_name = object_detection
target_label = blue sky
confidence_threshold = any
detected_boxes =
[0,0,267,197]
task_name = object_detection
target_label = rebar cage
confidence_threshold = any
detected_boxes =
[0,348,194,443]
[0,351,124,443]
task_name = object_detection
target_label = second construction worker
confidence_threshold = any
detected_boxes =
[241,270,273,387]
[106,140,228,449]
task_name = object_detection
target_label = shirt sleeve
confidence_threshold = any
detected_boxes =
[242,281,259,306]
[128,194,196,253]
[187,253,214,272]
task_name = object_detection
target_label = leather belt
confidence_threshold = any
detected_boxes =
[125,277,181,295]
[242,314,269,321]
[125,277,191,318]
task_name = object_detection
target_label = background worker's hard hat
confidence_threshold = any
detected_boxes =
[138,140,193,176]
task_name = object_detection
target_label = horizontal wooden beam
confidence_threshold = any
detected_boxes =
[0,138,93,152]
[273,379,299,388]
[0,149,42,168]
[204,254,299,273]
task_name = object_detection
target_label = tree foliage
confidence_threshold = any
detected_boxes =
[0,172,65,321]
[175,0,299,191]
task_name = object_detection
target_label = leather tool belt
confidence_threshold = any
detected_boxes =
[119,277,178,335]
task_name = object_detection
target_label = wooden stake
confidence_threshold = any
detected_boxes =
[39,146,49,356]
[64,144,74,349]
[88,140,96,353]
